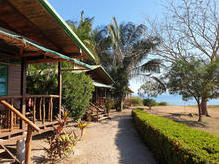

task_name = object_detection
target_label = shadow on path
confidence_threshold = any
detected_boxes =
[113,112,156,164]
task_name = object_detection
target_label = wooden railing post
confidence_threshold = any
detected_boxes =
[25,125,33,164]
[0,100,40,164]
[39,98,42,121]
[33,98,36,123]
[42,98,45,124]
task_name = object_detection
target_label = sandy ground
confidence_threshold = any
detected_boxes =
[31,109,156,164]
[134,106,219,137]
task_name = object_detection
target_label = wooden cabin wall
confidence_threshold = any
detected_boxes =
[8,65,21,96]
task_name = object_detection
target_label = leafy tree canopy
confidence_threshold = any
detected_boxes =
[166,57,219,121]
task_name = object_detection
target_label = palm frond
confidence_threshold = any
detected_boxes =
[132,59,162,76]
[140,59,162,72]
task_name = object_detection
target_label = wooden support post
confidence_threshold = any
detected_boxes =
[42,98,45,124]
[21,59,27,129]
[33,98,36,123]
[48,98,51,121]
[39,98,42,121]
[25,125,33,164]
[58,62,62,115]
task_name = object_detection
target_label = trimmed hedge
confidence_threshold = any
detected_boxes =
[132,108,219,163]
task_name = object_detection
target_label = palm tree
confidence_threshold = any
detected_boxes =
[67,11,99,63]
[97,17,162,111]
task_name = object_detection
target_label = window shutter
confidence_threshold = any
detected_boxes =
[0,64,8,96]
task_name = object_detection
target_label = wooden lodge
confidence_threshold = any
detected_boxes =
[0,0,95,163]
[87,65,114,107]
[72,65,114,121]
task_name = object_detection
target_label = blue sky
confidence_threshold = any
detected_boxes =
[48,0,164,92]
[48,0,163,27]
[48,0,218,105]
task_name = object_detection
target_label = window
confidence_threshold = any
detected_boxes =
[0,64,8,96]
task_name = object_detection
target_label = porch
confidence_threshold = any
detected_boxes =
[0,95,60,142]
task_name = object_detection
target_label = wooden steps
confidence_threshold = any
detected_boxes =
[89,103,110,122]
[0,143,20,163]
[0,119,67,163]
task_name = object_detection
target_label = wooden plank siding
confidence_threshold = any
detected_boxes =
[8,65,21,96]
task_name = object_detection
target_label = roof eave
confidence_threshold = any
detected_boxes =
[38,0,96,61]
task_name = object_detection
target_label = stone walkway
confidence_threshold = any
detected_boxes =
[60,109,156,164]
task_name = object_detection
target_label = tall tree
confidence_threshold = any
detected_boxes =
[97,18,161,111]
[148,0,219,114]
[166,58,218,121]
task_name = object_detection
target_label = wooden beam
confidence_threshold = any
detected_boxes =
[0,95,59,100]
[60,68,88,72]
[19,46,24,57]
[26,58,68,64]
[2,0,62,52]
[0,52,43,60]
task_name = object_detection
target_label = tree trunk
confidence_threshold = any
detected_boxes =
[200,99,210,117]
[120,98,124,111]
[198,103,202,122]
[116,97,124,112]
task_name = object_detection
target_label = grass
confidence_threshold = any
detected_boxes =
[143,105,219,137]
[178,105,219,110]
[208,105,219,110]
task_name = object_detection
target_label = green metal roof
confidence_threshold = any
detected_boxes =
[90,65,115,83]
[93,81,114,89]
[38,0,96,61]
[0,28,92,69]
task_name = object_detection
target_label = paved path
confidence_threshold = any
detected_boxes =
[61,109,156,164]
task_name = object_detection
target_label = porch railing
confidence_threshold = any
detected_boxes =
[0,95,59,131]
[0,100,40,164]
[96,97,106,107]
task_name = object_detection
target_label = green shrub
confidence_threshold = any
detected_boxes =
[132,109,219,163]
[44,111,77,162]
[143,98,158,107]
[131,97,143,106]
[62,73,94,120]
[158,101,168,106]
